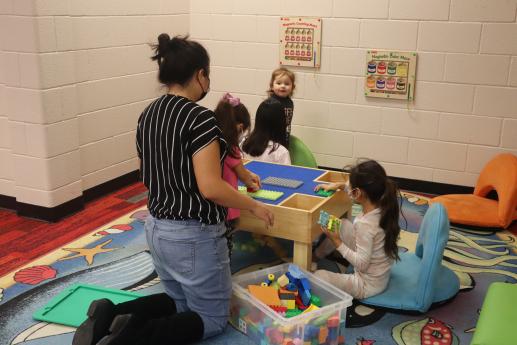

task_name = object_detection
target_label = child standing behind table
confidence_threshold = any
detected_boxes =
[214,93,261,257]
[241,98,291,165]
[267,67,295,148]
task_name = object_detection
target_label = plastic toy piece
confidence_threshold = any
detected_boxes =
[248,285,281,306]
[315,189,334,197]
[302,304,320,314]
[285,309,302,318]
[286,283,297,292]
[262,176,303,189]
[298,278,311,306]
[238,186,284,201]
[32,283,141,327]
[277,274,289,287]
[287,264,304,280]
[317,210,341,233]
[310,295,321,307]
[269,305,287,313]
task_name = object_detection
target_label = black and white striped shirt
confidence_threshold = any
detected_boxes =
[136,94,227,224]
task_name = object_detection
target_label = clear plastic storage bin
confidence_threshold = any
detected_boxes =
[230,263,353,345]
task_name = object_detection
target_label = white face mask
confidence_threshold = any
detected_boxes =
[345,182,360,203]
[238,129,249,145]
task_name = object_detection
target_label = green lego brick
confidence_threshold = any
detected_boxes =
[238,186,284,201]
[310,295,321,307]
[315,189,334,197]
[285,309,303,318]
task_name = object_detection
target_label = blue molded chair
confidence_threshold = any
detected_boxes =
[289,135,317,168]
[361,203,459,313]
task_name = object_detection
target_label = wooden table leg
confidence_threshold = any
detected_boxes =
[293,241,312,270]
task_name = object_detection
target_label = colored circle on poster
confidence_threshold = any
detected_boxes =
[388,62,397,74]
[377,61,386,74]
[376,77,386,89]
[397,63,408,77]
[386,77,396,90]
[366,76,376,88]
[396,78,406,90]
[367,60,377,73]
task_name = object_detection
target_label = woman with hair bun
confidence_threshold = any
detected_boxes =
[73,34,274,345]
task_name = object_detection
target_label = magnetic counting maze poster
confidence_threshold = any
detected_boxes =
[365,50,417,100]
[279,17,321,68]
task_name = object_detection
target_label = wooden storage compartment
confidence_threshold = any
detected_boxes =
[279,193,325,212]
[314,170,348,184]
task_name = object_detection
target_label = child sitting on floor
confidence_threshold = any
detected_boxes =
[313,159,400,299]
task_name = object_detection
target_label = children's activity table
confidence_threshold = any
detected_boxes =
[239,161,352,270]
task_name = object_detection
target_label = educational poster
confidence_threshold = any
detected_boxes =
[279,17,321,68]
[365,50,417,101]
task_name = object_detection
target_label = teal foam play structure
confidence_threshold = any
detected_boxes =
[361,203,460,312]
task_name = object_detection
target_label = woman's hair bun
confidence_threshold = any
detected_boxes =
[157,33,171,53]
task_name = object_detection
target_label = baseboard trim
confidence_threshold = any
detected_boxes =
[318,166,474,196]
[0,194,16,210]
[0,170,141,222]
[16,197,84,223]
[83,170,140,202]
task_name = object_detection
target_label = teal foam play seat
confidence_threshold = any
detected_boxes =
[361,203,460,312]
[471,282,517,345]
[289,135,317,168]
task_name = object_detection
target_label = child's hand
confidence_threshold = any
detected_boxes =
[244,171,261,191]
[314,183,339,192]
[319,225,343,248]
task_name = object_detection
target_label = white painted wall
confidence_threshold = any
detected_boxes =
[193,0,517,187]
[0,0,516,210]
[0,0,189,207]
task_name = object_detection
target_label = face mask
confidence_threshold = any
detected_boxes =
[196,72,210,102]
[345,182,359,203]
[238,129,249,144]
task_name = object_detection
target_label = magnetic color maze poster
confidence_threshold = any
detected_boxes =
[365,50,417,101]
[279,17,321,68]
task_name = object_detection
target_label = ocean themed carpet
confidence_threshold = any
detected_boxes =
[0,191,516,345]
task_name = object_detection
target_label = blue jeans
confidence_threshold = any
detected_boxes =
[145,216,232,339]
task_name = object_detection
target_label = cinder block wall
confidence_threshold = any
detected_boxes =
[194,0,517,187]
[1,0,517,213]
[0,0,189,209]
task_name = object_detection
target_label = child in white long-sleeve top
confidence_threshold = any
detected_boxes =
[242,99,291,165]
[313,159,400,299]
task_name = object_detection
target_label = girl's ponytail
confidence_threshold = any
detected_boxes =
[379,178,400,261]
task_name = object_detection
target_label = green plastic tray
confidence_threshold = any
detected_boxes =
[33,283,142,327]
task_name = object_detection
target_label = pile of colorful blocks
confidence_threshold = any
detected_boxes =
[236,264,344,345]
[248,264,321,318]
